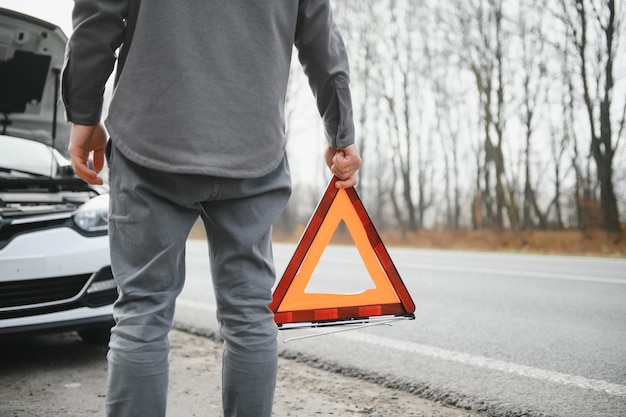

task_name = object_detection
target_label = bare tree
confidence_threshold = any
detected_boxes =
[450,0,521,232]
[559,0,624,232]
[516,0,553,229]
[320,0,626,236]
[377,0,425,231]
[426,44,464,229]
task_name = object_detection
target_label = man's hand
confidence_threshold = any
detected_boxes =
[324,144,362,189]
[68,123,108,185]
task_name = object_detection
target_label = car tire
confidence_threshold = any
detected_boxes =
[78,327,111,344]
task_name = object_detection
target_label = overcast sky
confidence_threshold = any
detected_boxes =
[0,0,74,35]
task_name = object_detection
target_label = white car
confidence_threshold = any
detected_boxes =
[0,8,115,343]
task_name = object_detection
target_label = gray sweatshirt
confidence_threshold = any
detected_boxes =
[62,0,355,178]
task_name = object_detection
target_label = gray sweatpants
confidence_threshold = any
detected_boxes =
[104,143,291,417]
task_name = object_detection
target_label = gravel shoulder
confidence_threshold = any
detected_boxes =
[0,328,483,417]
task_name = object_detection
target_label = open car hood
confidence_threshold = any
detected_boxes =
[0,8,71,154]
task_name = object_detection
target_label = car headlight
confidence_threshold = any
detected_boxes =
[74,194,110,233]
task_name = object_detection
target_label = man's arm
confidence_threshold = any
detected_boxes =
[295,0,361,188]
[62,0,127,183]
[62,0,127,125]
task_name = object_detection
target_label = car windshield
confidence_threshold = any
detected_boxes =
[0,135,63,178]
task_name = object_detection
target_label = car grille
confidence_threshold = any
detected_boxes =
[0,215,73,250]
[0,274,92,309]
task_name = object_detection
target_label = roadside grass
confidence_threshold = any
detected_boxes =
[273,228,626,258]
[189,221,626,257]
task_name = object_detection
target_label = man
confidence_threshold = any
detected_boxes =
[63,1,361,416]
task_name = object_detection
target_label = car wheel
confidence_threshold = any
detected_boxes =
[78,327,111,344]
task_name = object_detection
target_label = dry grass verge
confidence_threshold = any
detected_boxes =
[271,228,626,258]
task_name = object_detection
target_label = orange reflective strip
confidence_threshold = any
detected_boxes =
[274,304,408,325]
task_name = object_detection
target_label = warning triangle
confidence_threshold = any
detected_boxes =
[270,176,415,326]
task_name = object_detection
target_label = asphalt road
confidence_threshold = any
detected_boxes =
[175,241,626,417]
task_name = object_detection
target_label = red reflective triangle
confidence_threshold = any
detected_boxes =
[270,176,415,326]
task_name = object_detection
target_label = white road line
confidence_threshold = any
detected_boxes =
[305,254,625,285]
[335,332,626,397]
[394,263,626,285]
[176,298,626,396]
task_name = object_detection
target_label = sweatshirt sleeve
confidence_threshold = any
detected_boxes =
[295,0,355,149]
[62,0,128,125]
